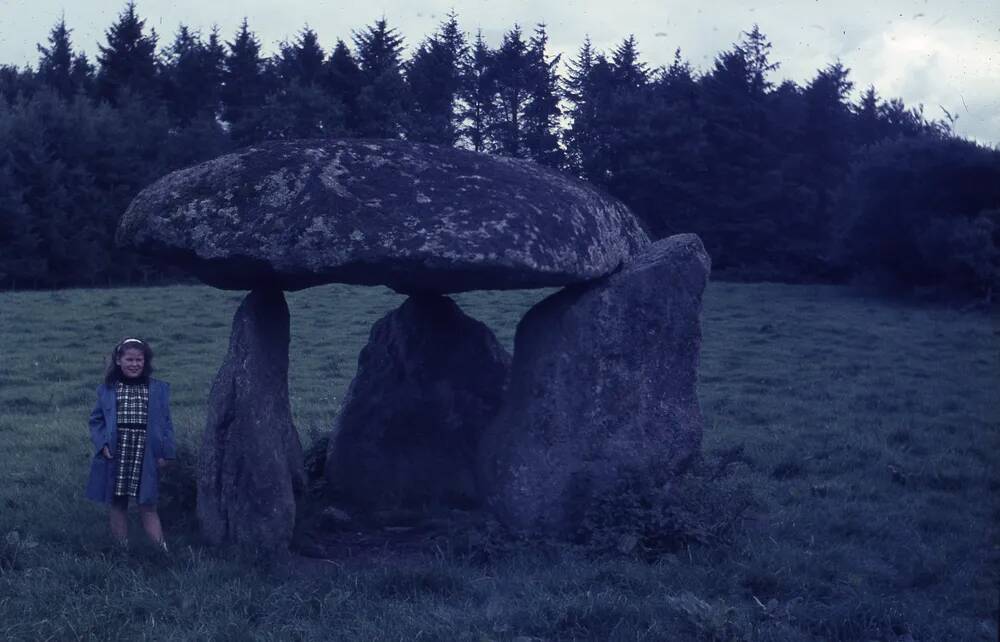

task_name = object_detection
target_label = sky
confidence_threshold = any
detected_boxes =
[1,0,997,145]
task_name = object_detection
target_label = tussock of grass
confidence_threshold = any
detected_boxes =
[0,282,997,640]
[576,456,757,558]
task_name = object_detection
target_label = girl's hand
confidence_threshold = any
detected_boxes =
[101,446,112,459]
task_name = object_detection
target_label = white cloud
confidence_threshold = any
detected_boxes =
[845,20,1000,142]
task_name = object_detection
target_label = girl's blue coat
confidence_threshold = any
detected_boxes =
[85,378,177,506]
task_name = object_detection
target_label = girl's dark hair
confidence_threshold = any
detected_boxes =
[104,338,155,385]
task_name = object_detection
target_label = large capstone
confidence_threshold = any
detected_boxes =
[197,289,305,550]
[117,139,649,294]
[478,234,711,536]
[325,295,510,511]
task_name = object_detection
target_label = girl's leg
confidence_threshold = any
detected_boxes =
[109,496,129,544]
[138,504,166,549]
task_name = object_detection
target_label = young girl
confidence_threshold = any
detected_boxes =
[85,338,177,552]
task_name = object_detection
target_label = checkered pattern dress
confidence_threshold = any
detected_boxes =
[114,380,149,498]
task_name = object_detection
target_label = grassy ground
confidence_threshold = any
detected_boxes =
[0,281,996,640]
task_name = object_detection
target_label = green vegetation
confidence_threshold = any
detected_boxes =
[8,8,997,293]
[0,282,996,640]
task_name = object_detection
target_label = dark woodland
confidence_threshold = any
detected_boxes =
[1,3,997,298]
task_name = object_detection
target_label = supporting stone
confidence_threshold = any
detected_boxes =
[197,288,305,550]
[325,294,510,512]
[478,234,711,537]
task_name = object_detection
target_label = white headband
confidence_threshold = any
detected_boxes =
[117,338,144,350]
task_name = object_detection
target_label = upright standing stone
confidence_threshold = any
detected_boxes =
[198,289,305,550]
[326,295,510,511]
[478,234,711,536]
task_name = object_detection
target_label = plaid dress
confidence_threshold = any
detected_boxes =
[114,380,149,498]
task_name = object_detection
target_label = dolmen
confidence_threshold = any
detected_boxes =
[118,138,711,550]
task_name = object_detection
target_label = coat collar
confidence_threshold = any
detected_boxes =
[102,378,162,400]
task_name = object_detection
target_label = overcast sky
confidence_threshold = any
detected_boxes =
[1,0,997,144]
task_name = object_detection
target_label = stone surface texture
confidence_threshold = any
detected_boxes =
[477,234,711,536]
[117,138,649,293]
[197,289,305,550]
[326,295,510,511]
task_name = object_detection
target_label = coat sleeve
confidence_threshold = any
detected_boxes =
[160,383,177,459]
[88,387,108,456]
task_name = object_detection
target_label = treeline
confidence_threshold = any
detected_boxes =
[1,2,997,297]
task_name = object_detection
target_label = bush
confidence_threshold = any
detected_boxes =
[576,448,756,559]
[834,135,1000,300]
[157,442,198,531]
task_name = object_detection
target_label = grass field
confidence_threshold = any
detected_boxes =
[0,281,997,640]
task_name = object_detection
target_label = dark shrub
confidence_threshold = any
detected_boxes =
[158,443,198,531]
[834,135,1000,300]
[576,453,755,559]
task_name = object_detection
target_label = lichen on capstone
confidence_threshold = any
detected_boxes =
[118,138,650,293]
[319,154,351,198]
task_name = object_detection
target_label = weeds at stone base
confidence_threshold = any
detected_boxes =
[156,443,199,531]
[290,442,756,569]
[575,447,757,560]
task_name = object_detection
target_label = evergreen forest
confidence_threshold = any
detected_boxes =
[1,3,997,298]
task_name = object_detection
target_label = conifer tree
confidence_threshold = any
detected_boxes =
[406,39,454,144]
[353,18,407,137]
[627,49,706,239]
[326,39,362,134]
[222,18,268,144]
[697,26,784,269]
[458,30,497,152]
[36,17,77,99]
[354,18,405,81]
[610,35,649,91]
[203,27,226,108]
[564,37,597,174]
[0,66,38,106]
[276,27,326,87]
[260,80,341,139]
[661,48,697,97]
[0,89,118,285]
[490,25,531,157]
[854,85,884,145]
[96,1,160,105]
[564,37,595,106]
[260,26,343,139]
[438,11,467,68]
[600,36,652,182]
[564,38,624,179]
[0,139,43,287]
[879,97,929,138]
[735,24,778,96]
[405,12,466,145]
[778,61,856,271]
[161,25,224,125]
[70,53,95,98]
[803,62,853,168]
[521,25,563,166]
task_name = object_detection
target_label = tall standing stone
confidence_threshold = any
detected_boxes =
[326,295,510,511]
[478,234,712,536]
[198,288,305,550]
